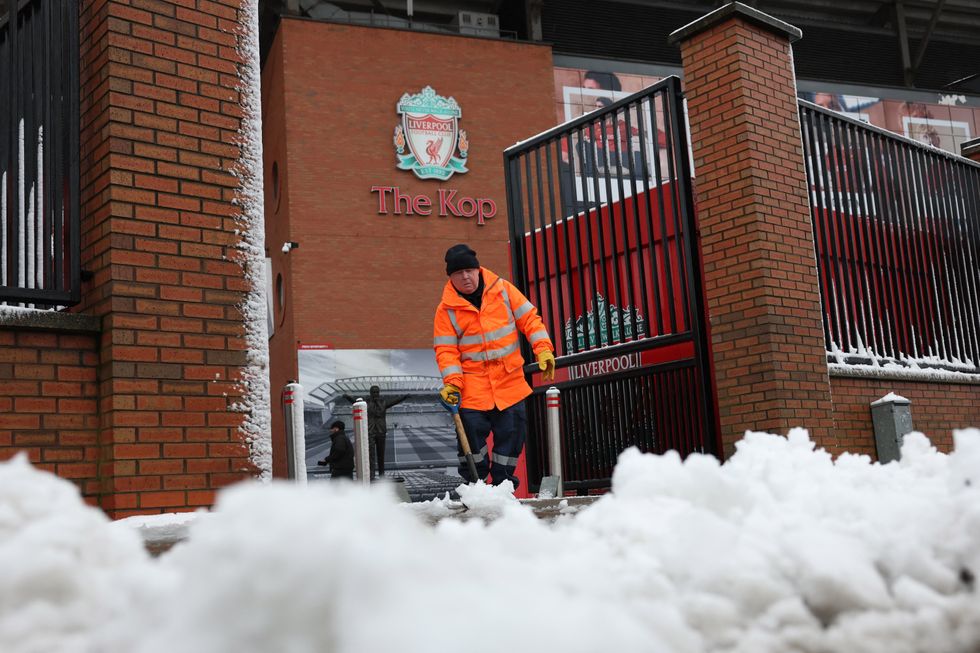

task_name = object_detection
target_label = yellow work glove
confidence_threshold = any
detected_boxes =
[537,351,556,382]
[439,383,461,405]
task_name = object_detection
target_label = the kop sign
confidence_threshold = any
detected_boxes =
[370,86,496,226]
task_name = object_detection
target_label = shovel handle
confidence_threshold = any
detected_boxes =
[453,413,480,482]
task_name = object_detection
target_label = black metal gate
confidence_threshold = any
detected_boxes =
[0,0,80,306]
[504,76,717,493]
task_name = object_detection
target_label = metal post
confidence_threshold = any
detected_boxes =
[352,398,370,484]
[870,393,913,463]
[545,386,562,497]
[282,382,307,484]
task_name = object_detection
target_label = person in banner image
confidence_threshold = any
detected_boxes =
[433,244,556,489]
[317,420,354,480]
[343,386,408,480]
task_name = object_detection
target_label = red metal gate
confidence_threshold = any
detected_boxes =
[504,76,717,493]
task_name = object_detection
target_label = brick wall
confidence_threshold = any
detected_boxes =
[830,375,980,457]
[74,0,258,516]
[262,20,556,475]
[0,326,100,503]
[672,6,837,457]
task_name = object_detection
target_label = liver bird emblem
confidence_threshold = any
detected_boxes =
[425,138,443,164]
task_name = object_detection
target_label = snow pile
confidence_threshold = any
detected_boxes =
[0,455,168,653]
[2,429,980,652]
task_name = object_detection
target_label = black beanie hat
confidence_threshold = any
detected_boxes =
[329,420,345,431]
[445,244,480,275]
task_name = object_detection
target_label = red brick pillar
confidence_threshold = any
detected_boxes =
[669,3,836,456]
[78,0,266,516]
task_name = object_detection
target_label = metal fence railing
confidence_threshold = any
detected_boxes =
[0,0,80,306]
[800,100,980,374]
[504,76,717,492]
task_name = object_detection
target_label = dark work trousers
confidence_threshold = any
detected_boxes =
[330,470,353,481]
[458,402,526,489]
[368,435,386,479]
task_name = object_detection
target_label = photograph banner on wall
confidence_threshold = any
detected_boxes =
[298,348,463,497]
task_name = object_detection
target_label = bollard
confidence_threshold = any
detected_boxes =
[352,398,371,484]
[282,382,307,484]
[870,393,913,463]
[543,386,563,498]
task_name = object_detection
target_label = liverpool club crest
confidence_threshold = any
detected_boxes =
[393,86,469,181]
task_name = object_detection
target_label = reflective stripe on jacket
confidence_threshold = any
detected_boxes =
[433,267,554,411]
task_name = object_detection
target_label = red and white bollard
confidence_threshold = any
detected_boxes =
[546,386,562,497]
[282,382,307,484]
[352,398,370,484]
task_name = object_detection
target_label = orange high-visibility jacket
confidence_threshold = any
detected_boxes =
[433,267,554,411]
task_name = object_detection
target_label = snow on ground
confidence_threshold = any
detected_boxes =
[2,427,980,653]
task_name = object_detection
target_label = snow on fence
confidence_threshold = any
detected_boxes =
[800,100,980,377]
[0,0,79,306]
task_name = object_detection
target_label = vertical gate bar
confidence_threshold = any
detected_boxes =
[604,107,628,343]
[13,0,23,293]
[942,153,977,365]
[616,377,628,458]
[678,367,691,454]
[661,87,691,331]
[29,0,41,292]
[914,146,954,362]
[963,165,980,366]
[825,114,855,353]
[595,380,609,477]
[888,139,926,358]
[880,124,916,361]
[594,381,609,481]
[541,141,562,354]
[572,126,598,353]
[41,0,53,292]
[801,107,837,353]
[837,120,874,356]
[839,121,875,355]
[621,103,651,342]
[635,94,664,336]
[667,79,716,455]
[812,113,847,352]
[612,104,638,342]
[940,151,973,364]
[888,135,927,359]
[591,112,614,348]
[654,371,668,453]
[583,381,597,482]
[505,152,530,307]
[557,134,578,355]
[68,0,81,302]
[655,91,678,334]
[849,122,886,357]
[640,373,654,452]
[23,1,33,292]
[953,164,980,365]
[933,151,970,364]
[585,116,609,350]
[524,150,544,350]
[1,6,10,289]
[569,385,584,483]
[825,116,858,353]
[868,131,903,361]
[50,0,63,294]
[906,143,946,361]
[536,144,557,353]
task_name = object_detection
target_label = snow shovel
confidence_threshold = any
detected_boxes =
[441,392,480,483]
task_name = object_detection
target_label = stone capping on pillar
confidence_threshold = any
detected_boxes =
[0,310,101,334]
[962,137,980,162]
[667,1,802,45]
